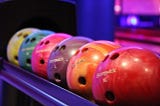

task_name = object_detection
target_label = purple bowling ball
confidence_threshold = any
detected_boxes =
[47,36,93,88]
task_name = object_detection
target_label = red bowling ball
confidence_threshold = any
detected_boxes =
[67,40,121,99]
[92,47,160,106]
[31,33,71,78]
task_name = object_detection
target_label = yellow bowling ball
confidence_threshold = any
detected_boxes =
[7,27,39,65]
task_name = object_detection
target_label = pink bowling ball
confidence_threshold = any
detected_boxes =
[31,33,72,78]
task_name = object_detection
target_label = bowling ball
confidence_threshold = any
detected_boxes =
[18,30,54,71]
[67,40,121,99]
[7,28,39,65]
[92,47,160,106]
[32,33,72,78]
[47,36,93,88]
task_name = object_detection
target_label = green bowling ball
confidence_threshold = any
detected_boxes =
[18,30,54,71]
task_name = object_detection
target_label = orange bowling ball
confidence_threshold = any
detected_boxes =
[67,40,121,99]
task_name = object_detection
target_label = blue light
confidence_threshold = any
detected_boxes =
[59,0,76,4]
[127,16,139,26]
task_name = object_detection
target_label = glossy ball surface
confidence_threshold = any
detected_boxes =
[67,40,121,99]
[92,47,160,106]
[18,30,54,71]
[32,33,71,78]
[47,36,93,88]
[7,28,39,65]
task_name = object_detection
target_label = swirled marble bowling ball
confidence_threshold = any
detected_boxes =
[47,36,93,88]
[67,40,121,99]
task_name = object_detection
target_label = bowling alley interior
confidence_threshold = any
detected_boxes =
[0,0,160,106]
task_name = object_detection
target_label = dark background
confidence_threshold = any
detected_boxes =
[0,0,76,59]
[0,0,76,105]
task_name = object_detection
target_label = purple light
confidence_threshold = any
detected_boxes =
[127,16,139,26]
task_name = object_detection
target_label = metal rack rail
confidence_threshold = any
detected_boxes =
[0,58,97,106]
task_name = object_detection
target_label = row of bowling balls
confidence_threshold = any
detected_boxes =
[7,27,160,106]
